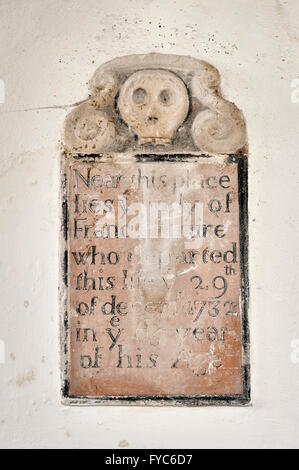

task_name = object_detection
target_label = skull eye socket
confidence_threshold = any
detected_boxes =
[132,88,148,105]
[159,89,173,105]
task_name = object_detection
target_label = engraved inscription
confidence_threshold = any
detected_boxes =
[64,155,247,398]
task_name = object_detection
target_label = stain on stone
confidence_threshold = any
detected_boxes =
[16,369,36,387]
[118,440,129,447]
[276,0,299,42]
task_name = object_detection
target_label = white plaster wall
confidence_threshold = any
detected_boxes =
[0,0,298,449]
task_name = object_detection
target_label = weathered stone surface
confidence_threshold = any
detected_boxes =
[61,54,249,405]
[118,69,189,145]
[63,53,247,155]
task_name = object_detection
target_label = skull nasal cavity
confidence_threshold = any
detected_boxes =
[132,87,147,105]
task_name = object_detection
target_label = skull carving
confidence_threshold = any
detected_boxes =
[118,69,189,145]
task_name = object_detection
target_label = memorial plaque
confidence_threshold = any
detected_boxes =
[60,54,250,405]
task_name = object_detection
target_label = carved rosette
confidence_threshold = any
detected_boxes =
[63,53,247,155]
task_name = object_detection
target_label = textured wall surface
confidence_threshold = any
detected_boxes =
[0,0,298,448]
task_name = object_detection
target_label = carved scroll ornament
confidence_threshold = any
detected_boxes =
[63,53,247,155]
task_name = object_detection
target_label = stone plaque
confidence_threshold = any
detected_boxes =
[60,54,250,405]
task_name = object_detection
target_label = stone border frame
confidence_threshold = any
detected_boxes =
[60,151,250,407]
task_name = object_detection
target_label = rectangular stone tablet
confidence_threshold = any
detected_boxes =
[61,153,249,405]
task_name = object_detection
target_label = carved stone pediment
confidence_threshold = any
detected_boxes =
[63,53,247,155]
